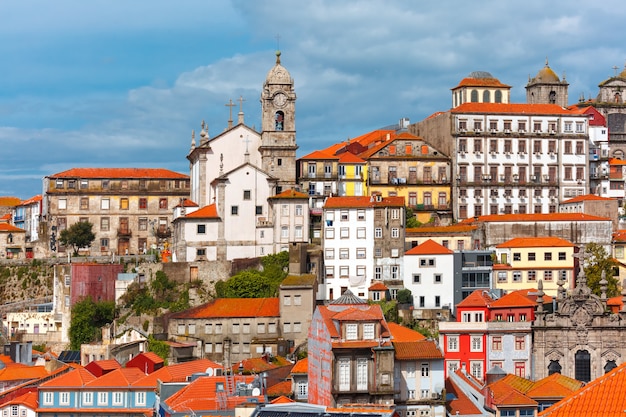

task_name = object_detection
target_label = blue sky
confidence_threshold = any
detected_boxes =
[1,0,626,199]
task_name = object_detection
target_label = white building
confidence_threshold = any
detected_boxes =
[403,239,455,312]
[322,196,404,301]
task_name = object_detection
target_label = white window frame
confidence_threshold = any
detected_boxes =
[447,335,459,352]
[98,392,108,406]
[363,323,375,339]
[346,323,358,340]
[356,358,368,390]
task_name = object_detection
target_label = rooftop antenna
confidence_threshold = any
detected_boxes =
[275,33,281,51]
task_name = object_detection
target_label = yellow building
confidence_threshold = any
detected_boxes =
[493,237,576,296]
[612,230,626,285]
[297,129,452,226]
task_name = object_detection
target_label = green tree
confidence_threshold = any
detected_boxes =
[59,221,95,255]
[151,270,177,304]
[405,207,420,228]
[69,297,115,350]
[222,270,276,298]
[147,335,169,364]
[396,288,413,305]
[583,242,619,297]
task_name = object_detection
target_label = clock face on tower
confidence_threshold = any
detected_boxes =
[273,92,287,107]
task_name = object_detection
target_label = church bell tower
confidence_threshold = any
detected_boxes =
[260,51,298,193]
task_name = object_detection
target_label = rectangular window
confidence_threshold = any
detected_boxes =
[471,336,482,352]
[374,228,383,238]
[83,391,93,405]
[544,270,553,281]
[257,323,265,333]
[215,323,223,334]
[413,274,421,284]
[339,360,350,391]
[492,336,502,351]
[515,336,525,350]
[421,363,430,377]
[325,266,334,279]
[113,391,123,406]
[325,248,334,259]
[243,190,251,200]
[197,224,206,234]
[363,323,375,339]
[559,252,567,260]
[356,248,366,259]
[447,336,459,352]
[231,206,238,215]
[339,248,349,259]
[281,226,289,238]
[80,197,89,210]
[120,198,129,210]
[243,323,250,334]
[339,266,349,277]
[98,392,108,406]
[391,228,400,238]
[58,198,67,210]
[100,217,110,232]
[528,252,536,261]
[340,227,349,238]
[346,323,358,340]
[101,198,110,210]
[60,392,70,405]
[375,266,382,280]
[139,198,148,209]
[138,217,147,231]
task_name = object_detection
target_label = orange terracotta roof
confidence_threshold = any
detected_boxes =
[457,289,494,308]
[270,395,295,404]
[561,194,614,203]
[368,281,388,291]
[393,340,443,360]
[0,213,10,222]
[0,362,49,383]
[171,298,280,319]
[266,380,292,396]
[86,368,146,388]
[3,390,38,409]
[132,351,164,364]
[613,230,626,243]
[461,212,610,224]
[350,129,397,148]
[388,322,426,342]
[453,77,511,89]
[269,189,309,199]
[36,407,153,416]
[184,204,219,219]
[299,150,338,160]
[452,103,576,115]
[490,291,537,308]
[324,196,405,208]
[175,199,199,208]
[525,373,583,399]
[332,306,384,322]
[446,377,483,416]
[18,195,42,206]
[337,152,366,164]
[318,304,390,340]
[405,239,454,255]
[133,359,223,387]
[405,224,477,234]
[164,375,264,412]
[86,359,121,373]
[49,167,188,179]
[609,157,626,166]
[0,223,25,233]
[39,367,96,388]
[290,358,308,374]
[0,197,21,207]
[513,289,553,305]
[496,237,574,248]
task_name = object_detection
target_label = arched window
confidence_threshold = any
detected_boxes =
[605,360,617,374]
[615,93,622,103]
[548,360,561,375]
[549,91,557,104]
[495,90,502,103]
[575,350,591,382]
[471,90,478,103]
[483,90,490,103]
[275,111,284,131]
[614,150,625,160]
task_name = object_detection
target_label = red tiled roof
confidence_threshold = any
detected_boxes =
[133,359,223,387]
[184,204,219,219]
[538,362,626,417]
[609,157,626,166]
[446,377,483,416]
[388,322,426,342]
[457,289,494,308]
[368,281,388,291]
[269,189,309,199]
[0,197,21,207]
[337,152,365,164]
[490,291,537,308]
[85,368,146,388]
[270,395,295,404]
[164,375,264,412]
[0,223,25,233]
[513,289,553,305]
[453,77,511,89]
[171,298,280,319]
[132,351,164,364]
[613,230,626,243]
[461,212,610,223]
[39,367,96,388]
[299,150,338,160]
[49,168,188,179]
[236,356,292,374]
[290,358,308,374]
[324,196,405,208]
[405,239,454,255]
[496,237,574,248]
[266,380,292,396]
[318,304,390,340]
[452,103,576,115]
[175,199,199,208]
[86,359,121,373]
[561,194,614,204]
[4,390,38,410]
[393,340,443,360]
[18,195,42,206]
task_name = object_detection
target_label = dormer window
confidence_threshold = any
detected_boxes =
[363,323,375,340]
[346,323,358,340]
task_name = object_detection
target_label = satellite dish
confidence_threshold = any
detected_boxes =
[348,275,365,286]
[252,387,261,396]
[206,367,214,376]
